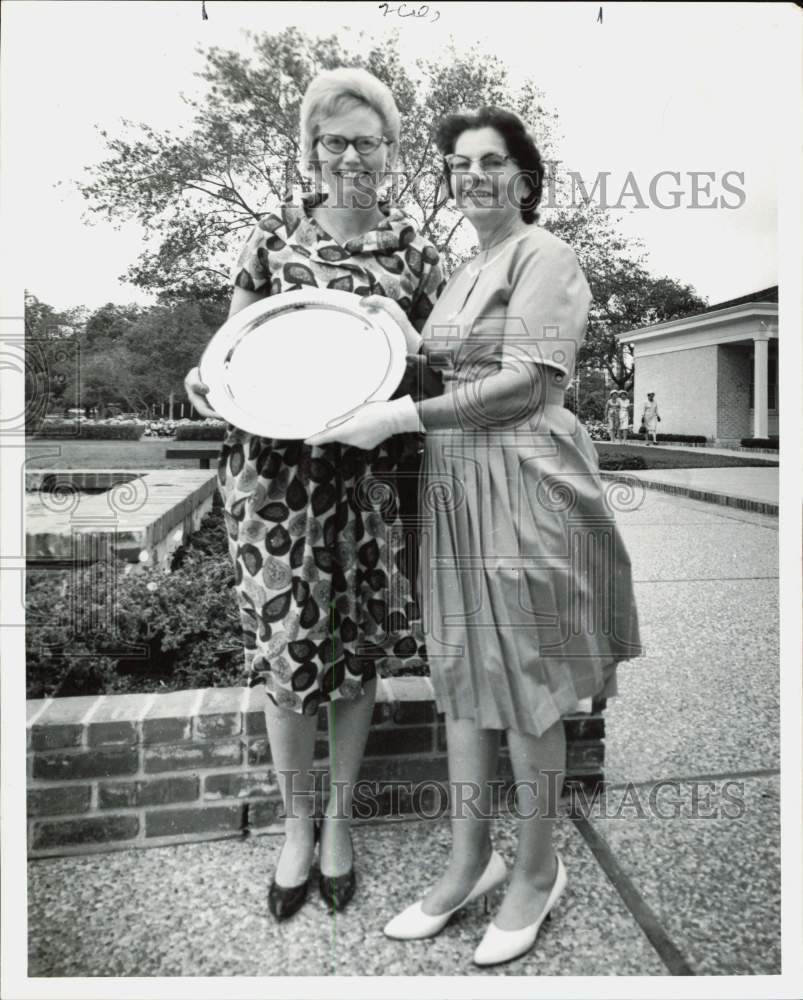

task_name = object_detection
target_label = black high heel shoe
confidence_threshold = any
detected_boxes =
[318,824,356,913]
[268,817,321,921]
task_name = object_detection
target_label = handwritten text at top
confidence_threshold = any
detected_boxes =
[379,3,441,24]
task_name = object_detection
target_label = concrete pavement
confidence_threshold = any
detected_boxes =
[26,487,781,978]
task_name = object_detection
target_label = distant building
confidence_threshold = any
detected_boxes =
[618,286,778,445]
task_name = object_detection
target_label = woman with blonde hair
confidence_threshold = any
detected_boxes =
[185,67,443,920]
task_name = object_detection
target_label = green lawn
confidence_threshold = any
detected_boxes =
[594,443,777,470]
[26,437,778,471]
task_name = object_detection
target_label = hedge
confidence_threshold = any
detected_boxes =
[29,421,146,440]
[175,423,227,441]
[597,455,647,471]
[629,431,709,444]
[740,437,779,450]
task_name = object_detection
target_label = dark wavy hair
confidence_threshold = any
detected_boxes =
[435,107,545,223]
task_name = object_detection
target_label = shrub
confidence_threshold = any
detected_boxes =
[26,505,243,698]
[598,455,647,472]
[740,437,779,450]
[629,430,708,444]
[175,422,227,441]
[29,420,146,440]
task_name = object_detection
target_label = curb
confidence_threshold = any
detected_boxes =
[600,473,778,516]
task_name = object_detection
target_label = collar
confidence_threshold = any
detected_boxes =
[286,190,417,255]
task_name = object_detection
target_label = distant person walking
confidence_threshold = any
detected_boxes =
[617,390,630,442]
[641,392,661,445]
[605,390,620,442]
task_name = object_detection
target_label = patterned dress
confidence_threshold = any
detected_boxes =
[217,194,444,716]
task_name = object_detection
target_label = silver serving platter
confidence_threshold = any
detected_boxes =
[200,289,408,439]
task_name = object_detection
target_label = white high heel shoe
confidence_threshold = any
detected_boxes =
[473,854,567,966]
[383,850,508,940]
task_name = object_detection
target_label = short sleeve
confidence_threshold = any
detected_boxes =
[502,239,591,380]
[409,250,446,333]
[230,224,271,293]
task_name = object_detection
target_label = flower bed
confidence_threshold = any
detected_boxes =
[175,422,227,441]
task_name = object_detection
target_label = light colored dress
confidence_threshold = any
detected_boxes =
[618,398,631,432]
[418,226,642,738]
[642,401,660,431]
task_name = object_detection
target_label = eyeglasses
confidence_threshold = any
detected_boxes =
[316,134,390,155]
[444,153,513,174]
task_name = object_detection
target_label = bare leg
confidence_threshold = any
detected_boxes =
[492,719,565,931]
[264,695,318,887]
[421,716,500,915]
[320,676,377,877]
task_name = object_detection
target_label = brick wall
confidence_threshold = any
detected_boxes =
[26,680,605,858]
[716,345,752,445]
[634,346,718,438]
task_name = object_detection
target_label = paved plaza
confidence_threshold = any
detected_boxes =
[26,477,782,978]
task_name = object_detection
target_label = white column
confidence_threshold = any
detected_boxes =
[753,332,770,438]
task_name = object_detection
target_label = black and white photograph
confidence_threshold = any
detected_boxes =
[1,1,801,996]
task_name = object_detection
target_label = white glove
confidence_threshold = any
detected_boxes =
[359,295,422,354]
[305,396,423,449]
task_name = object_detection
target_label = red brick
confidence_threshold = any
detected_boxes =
[247,798,284,828]
[246,738,271,766]
[143,740,242,774]
[33,748,138,780]
[145,805,245,838]
[33,695,99,741]
[142,689,201,744]
[564,716,605,741]
[142,716,191,745]
[27,785,91,817]
[371,702,437,726]
[244,710,267,736]
[364,725,433,757]
[567,742,605,769]
[360,753,448,785]
[242,687,268,735]
[31,724,84,751]
[98,776,199,809]
[194,688,244,740]
[87,721,137,748]
[204,771,276,800]
[32,815,139,849]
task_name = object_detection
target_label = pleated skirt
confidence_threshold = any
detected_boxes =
[421,403,642,738]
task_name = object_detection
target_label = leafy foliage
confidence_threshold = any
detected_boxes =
[26,506,243,698]
[75,28,706,386]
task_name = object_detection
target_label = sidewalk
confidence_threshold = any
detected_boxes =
[26,488,781,978]
[602,465,779,516]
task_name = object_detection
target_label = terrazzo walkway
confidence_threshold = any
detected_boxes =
[25,489,782,979]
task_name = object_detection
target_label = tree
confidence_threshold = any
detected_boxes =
[123,298,228,406]
[77,28,562,296]
[77,28,705,383]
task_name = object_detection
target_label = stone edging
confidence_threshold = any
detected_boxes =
[600,472,778,516]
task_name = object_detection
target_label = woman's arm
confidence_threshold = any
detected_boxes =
[417,240,590,432]
[229,284,264,318]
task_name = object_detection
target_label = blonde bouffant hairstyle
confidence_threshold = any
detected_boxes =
[299,67,401,173]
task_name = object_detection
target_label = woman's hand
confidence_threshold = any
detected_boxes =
[359,295,422,354]
[305,396,422,450]
[184,366,224,420]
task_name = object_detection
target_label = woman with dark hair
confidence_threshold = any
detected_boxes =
[309,106,641,966]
